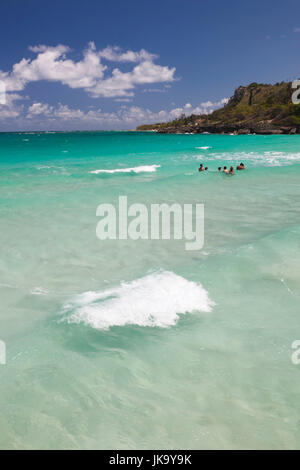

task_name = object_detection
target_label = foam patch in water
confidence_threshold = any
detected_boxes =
[90,165,161,174]
[30,287,49,295]
[194,151,300,166]
[62,271,214,330]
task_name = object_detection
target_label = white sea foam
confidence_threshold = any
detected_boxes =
[62,271,214,330]
[35,165,69,174]
[196,146,211,150]
[90,165,161,174]
[36,165,52,170]
[30,287,49,295]
[194,151,300,167]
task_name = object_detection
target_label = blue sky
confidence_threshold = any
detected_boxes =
[0,0,300,131]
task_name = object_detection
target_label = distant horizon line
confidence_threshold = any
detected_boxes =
[0,129,140,134]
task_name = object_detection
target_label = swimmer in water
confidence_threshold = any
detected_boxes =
[229,166,235,175]
[223,166,229,174]
[218,167,222,172]
[198,164,204,172]
[236,162,245,170]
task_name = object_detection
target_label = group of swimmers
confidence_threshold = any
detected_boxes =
[198,162,245,174]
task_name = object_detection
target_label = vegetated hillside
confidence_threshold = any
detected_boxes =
[137,82,300,134]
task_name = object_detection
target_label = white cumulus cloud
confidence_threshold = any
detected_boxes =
[0,93,25,119]
[21,97,228,129]
[98,46,157,62]
[0,43,176,99]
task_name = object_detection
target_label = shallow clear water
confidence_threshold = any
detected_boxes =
[1,131,300,449]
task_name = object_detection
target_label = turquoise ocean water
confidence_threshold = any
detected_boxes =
[1,131,300,449]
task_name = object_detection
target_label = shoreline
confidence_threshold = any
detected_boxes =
[139,129,300,135]
[1,128,300,136]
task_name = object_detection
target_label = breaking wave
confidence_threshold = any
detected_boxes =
[194,151,300,166]
[90,165,161,174]
[62,271,214,330]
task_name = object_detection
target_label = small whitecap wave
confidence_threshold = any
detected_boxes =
[0,282,17,289]
[90,165,161,174]
[196,146,211,150]
[194,151,300,167]
[35,165,69,174]
[35,165,51,170]
[62,271,214,330]
[30,287,49,295]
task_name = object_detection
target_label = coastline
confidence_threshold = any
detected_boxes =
[154,125,299,135]
[141,128,300,135]
[136,82,300,136]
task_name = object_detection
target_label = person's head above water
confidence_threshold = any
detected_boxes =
[205,167,208,170]
[223,166,227,170]
[240,162,244,166]
[218,167,221,171]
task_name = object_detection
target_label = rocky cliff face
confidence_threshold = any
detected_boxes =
[137,81,300,134]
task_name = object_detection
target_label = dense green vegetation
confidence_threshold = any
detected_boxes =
[137,81,300,132]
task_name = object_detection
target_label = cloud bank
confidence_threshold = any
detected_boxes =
[0,97,228,130]
[0,43,228,130]
[0,42,175,98]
